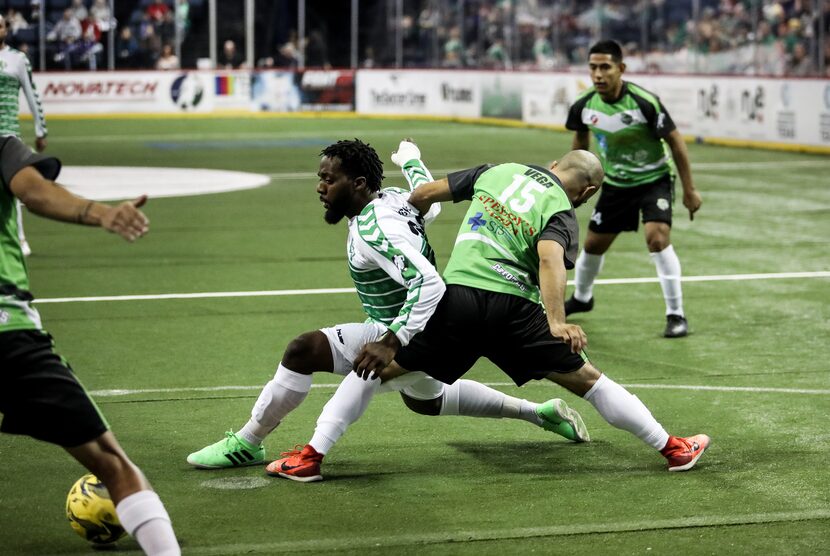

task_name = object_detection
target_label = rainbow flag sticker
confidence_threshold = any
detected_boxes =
[215,75,235,96]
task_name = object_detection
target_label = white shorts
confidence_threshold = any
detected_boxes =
[320,322,444,401]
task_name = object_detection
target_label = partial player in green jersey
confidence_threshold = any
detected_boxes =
[365,149,710,472]
[0,14,48,257]
[0,136,181,554]
[564,40,702,338]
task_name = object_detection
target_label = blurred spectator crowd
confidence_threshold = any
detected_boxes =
[402,0,829,76]
[4,0,194,70]
[4,0,828,76]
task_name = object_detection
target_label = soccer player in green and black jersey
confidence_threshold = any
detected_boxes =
[564,40,702,338]
[0,136,180,554]
[372,150,710,472]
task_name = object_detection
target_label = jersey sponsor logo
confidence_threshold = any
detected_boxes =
[397,206,411,217]
[583,108,646,133]
[467,211,487,231]
[590,210,602,226]
[335,327,345,344]
[476,195,537,236]
[490,262,528,292]
[656,198,670,211]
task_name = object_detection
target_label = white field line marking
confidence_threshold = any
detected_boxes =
[89,382,830,398]
[35,271,830,304]
[170,509,830,554]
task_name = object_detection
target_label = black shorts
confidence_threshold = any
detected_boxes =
[0,329,109,447]
[588,174,674,234]
[396,285,588,386]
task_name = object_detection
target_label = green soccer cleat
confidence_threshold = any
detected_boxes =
[186,431,265,469]
[537,399,591,442]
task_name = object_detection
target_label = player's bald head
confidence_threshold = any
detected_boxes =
[556,150,604,188]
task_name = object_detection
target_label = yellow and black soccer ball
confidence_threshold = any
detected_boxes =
[66,473,126,544]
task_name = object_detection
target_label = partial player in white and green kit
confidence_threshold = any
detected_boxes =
[564,39,702,338]
[0,14,48,256]
[187,139,589,481]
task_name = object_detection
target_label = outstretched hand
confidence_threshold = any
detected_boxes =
[101,195,150,242]
[549,322,587,354]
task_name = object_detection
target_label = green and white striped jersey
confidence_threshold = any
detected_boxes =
[0,136,60,332]
[566,81,676,187]
[346,186,444,346]
[0,45,47,140]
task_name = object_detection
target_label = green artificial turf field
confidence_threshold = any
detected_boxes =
[1,115,828,554]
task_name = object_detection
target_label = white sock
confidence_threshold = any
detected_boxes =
[310,372,380,455]
[115,490,180,556]
[238,364,312,446]
[439,379,542,425]
[583,374,670,450]
[650,245,684,317]
[573,251,604,302]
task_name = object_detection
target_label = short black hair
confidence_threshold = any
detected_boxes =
[320,139,384,192]
[589,40,623,63]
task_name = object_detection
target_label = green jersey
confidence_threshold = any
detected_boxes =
[566,81,676,187]
[0,136,60,333]
[442,163,579,304]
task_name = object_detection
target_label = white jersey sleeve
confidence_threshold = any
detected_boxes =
[16,52,46,138]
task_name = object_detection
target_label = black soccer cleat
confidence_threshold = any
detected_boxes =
[664,314,689,338]
[564,295,594,316]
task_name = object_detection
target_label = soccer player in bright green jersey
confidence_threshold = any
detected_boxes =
[564,40,702,338]
[0,14,48,257]
[0,136,181,554]
[188,140,589,482]
[368,150,710,472]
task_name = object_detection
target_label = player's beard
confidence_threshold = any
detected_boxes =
[323,200,348,224]
[324,208,346,224]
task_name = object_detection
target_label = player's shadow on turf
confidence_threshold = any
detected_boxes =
[447,440,628,475]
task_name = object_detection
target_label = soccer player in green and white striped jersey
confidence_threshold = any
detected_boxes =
[0,14,48,257]
[187,140,590,480]
[564,40,702,338]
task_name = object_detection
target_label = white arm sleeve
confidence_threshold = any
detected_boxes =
[18,56,46,138]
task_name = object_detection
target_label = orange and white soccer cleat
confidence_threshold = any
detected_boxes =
[661,434,711,471]
[265,444,324,482]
